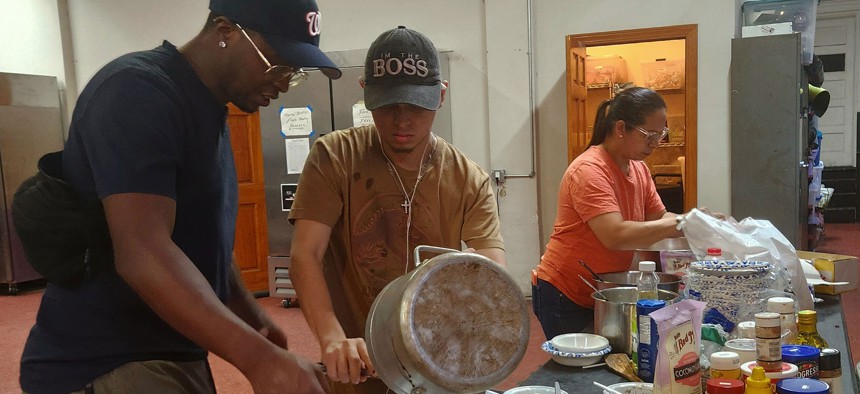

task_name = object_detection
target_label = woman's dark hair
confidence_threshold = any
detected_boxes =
[587,87,666,148]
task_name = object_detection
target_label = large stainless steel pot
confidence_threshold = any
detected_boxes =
[595,271,682,294]
[592,287,679,356]
[366,246,530,394]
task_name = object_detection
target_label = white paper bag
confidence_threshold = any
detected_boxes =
[677,208,814,310]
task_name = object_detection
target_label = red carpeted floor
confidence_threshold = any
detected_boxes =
[1,223,858,393]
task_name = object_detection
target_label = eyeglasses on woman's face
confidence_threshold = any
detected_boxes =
[632,125,669,144]
[235,23,308,88]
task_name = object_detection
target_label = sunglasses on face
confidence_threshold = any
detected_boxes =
[235,23,308,88]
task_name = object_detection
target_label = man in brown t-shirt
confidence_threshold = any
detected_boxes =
[288,26,505,394]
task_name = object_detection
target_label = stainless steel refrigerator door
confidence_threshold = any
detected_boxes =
[0,73,64,288]
[261,70,333,256]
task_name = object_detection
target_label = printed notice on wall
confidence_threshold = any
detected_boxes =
[285,138,309,174]
[352,101,374,127]
[280,107,313,137]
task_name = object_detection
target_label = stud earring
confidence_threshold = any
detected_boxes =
[218,41,227,48]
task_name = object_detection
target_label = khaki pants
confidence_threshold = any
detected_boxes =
[67,359,215,394]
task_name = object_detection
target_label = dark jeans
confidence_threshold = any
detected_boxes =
[532,278,593,340]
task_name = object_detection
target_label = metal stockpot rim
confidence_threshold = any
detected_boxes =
[366,246,530,394]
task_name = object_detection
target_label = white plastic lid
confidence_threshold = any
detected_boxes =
[754,312,781,327]
[639,261,656,272]
[710,351,741,370]
[767,297,795,314]
[736,321,756,339]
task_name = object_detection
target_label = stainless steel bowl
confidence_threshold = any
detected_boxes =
[595,271,682,294]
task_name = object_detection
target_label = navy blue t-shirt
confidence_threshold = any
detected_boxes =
[19,41,237,393]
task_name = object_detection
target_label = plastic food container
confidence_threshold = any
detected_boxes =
[585,55,629,87]
[641,59,684,90]
[741,361,799,388]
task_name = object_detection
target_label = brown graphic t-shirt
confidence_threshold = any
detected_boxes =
[288,125,504,339]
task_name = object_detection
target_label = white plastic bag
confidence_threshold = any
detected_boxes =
[677,208,813,311]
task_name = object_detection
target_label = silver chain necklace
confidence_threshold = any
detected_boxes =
[377,131,437,274]
[378,132,437,215]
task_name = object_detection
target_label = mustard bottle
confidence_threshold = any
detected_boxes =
[744,366,772,394]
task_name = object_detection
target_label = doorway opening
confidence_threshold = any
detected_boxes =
[566,25,698,211]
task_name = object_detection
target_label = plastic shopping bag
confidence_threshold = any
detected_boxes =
[677,208,814,311]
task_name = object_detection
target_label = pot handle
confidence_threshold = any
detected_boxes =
[413,245,460,268]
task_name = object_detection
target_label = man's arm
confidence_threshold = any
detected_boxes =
[475,247,506,267]
[104,193,327,394]
[290,219,374,385]
[226,255,288,349]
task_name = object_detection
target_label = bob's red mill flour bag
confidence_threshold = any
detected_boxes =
[651,300,707,393]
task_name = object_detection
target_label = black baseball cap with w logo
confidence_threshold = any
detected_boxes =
[210,0,341,79]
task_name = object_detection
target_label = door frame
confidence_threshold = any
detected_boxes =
[566,24,698,211]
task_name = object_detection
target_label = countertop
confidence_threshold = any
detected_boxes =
[511,294,858,392]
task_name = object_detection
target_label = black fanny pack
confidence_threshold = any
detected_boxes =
[11,151,114,287]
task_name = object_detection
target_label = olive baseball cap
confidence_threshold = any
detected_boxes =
[363,26,442,110]
[209,0,341,79]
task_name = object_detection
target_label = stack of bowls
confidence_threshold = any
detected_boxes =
[541,333,611,367]
[684,260,776,323]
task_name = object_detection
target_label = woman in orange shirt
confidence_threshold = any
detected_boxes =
[533,87,683,339]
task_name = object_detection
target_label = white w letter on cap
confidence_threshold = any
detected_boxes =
[306,12,321,37]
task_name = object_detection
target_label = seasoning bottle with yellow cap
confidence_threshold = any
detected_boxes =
[745,366,772,394]
[791,310,828,349]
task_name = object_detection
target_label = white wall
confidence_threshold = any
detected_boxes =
[533,1,737,249]
[67,0,207,91]
[0,0,64,79]
[4,0,745,294]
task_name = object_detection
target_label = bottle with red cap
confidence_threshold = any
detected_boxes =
[707,247,723,261]
[706,378,744,394]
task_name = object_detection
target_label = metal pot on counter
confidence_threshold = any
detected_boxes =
[365,246,530,394]
[595,271,682,294]
[592,287,679,356]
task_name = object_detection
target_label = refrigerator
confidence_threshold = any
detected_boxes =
[262,49,452,304]
[730,34,809,249]
[0,73,64,294]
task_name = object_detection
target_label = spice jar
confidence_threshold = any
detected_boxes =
[767,297,798,344]
[710,351,742,380]
[818,348,842,394]
[781,345,819,379]
[706,377,744,394]
[755,312,782,371]
[775,378,829,394]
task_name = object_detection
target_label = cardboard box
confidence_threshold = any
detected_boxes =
[797,251,858,294]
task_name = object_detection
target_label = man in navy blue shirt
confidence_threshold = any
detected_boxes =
[18,1,340,393]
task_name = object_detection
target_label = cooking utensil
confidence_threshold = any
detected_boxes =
[595,271,682,294]
[316,362,370,378]
[578,259,603,281]
[605,353,643,382]
[365,245,530,394]
[593,288,678,355]
[593,381,623,394]
[554,381,561,394]
[578,275,607,301]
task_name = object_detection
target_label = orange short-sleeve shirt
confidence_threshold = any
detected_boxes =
[537,145,665,308]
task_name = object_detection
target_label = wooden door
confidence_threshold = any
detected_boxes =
[565,25,698,211]
[565,39,588,162]
[227,104,270,292]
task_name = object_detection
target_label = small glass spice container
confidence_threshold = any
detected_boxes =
[755,312,783,371]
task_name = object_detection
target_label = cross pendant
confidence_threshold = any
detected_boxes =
[401,199,410,213]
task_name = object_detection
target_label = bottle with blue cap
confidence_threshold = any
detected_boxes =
[775,378,829,394]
